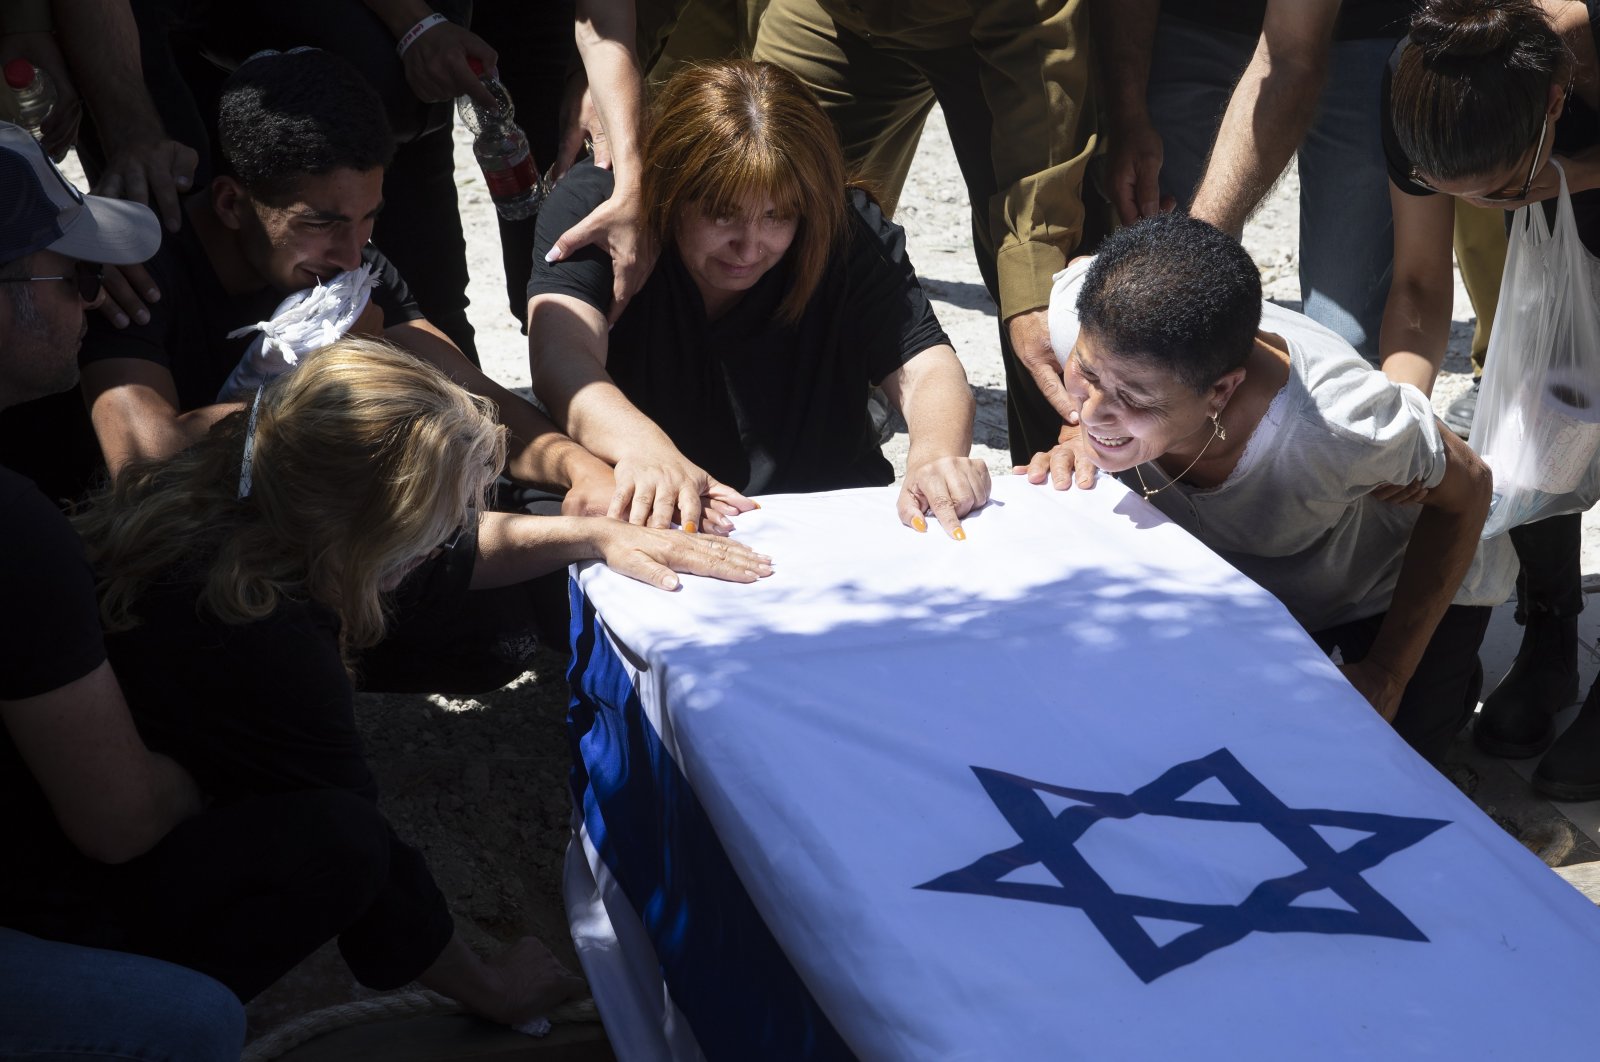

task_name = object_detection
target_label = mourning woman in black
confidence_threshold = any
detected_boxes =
[46,339,769,1013]
[527,59,991,540]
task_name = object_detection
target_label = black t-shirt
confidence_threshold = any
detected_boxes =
[1164,0,1417,41]
[102,570,449,930]
[0,463,109,860]
[1380,6,1600,247]
[0,465,105,701]
[80,224,423,412]
[526,162,950,495]
[108,585,373,800]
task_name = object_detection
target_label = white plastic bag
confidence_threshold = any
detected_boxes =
[1470,158,1600,538]
[215,264,378,402]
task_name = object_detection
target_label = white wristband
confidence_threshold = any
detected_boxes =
[396,13,449,58]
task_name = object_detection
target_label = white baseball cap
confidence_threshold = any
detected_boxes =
[0,121,161,265]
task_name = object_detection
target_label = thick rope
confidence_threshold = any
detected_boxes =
[242,991,599,1061]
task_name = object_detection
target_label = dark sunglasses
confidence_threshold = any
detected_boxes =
[0,260,104,302]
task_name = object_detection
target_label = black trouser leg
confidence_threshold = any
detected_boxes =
[1313,604,1493,764]
[1508,511,1584,618]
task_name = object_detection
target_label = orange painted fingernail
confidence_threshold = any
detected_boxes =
[752,501,761,509]
[683,521,697,534]
[912,516,927,532]
[953,528,966,541]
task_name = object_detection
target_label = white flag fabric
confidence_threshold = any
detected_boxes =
[565,475,1600,1061]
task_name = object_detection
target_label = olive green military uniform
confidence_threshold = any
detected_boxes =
[752,0,1098,462]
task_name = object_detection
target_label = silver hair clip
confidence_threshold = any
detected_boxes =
[238,386,264,499]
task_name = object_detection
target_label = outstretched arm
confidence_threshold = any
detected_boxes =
[1378,187,1457,395]
[1091,0,1168,224]
[1188,0,1341,237]
[526,292,755,532]
[383,317,615,499]
[1342,428,1492,720]
[880,344,991,538]
[547,0,654,319]
[471,510,773,592]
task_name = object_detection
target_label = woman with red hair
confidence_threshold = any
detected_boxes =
[526,59,990,539]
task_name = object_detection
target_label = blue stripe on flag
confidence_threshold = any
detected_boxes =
[566,580,855,1061]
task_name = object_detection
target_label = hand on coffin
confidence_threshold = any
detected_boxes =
[899,455,992,539]
[595,518,773,590]
[1339,657,1407,724]
[1015,416,1100,490]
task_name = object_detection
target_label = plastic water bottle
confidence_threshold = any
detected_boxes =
[456,59,544,221]
[4,59,55,143]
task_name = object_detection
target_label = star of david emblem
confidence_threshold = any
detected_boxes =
[916,748,1450,982]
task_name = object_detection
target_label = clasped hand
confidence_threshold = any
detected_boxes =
[606,453,756,535]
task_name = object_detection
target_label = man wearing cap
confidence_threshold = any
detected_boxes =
[0,120,245,1059]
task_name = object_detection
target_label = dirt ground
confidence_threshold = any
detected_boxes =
[221,111,1486,1041]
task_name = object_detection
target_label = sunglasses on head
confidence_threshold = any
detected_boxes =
[0,260,104,302]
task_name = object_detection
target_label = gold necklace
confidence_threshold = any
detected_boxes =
[1133,413,1226,500]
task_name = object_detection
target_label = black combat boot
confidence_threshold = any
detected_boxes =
[1534,672,1600,801]
[1474,610,1580,757]
[1477,515,1585,758]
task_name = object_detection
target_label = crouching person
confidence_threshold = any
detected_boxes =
[14,339,771,1015]
[1025,213,1515,763]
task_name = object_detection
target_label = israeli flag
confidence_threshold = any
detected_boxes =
[565,476,1600,1061]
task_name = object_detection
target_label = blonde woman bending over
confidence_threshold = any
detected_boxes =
[26,339,771,1017]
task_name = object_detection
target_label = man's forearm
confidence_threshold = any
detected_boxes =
[1366,508,1483,686]
[1190,52,1327,235]
[51,1,165,146]
[1189,1,1340,236]
[1090,0,1159,126]
[363,0,436,38]
[98,404,238,479]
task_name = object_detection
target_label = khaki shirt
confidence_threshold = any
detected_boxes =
[812,0,1097,321]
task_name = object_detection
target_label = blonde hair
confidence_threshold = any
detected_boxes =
[643,59,851,323]
[75,338,507,653]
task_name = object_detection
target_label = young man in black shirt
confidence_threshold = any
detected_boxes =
[0,121,245,1059]
[76,47,610,501]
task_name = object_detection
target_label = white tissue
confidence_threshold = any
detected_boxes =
[216,264,378,402]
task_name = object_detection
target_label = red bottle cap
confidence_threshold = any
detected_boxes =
[4,60,35,90]
[467,56,485,76]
